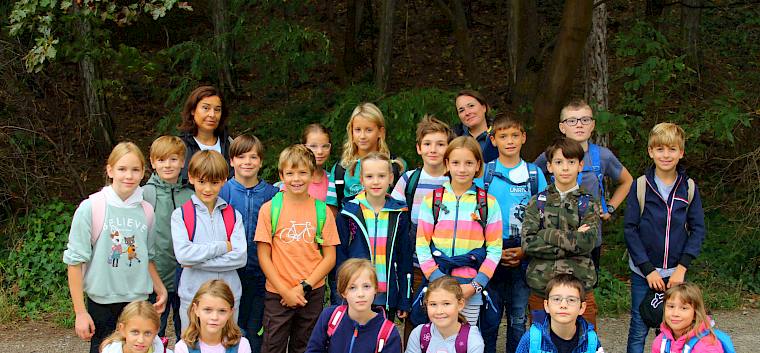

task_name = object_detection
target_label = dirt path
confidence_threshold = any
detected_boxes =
[1,309,758,352]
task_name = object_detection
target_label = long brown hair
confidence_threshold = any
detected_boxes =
[178,85,228,136]
[182,280,242,349]
[424,276,468,324]
[99,301,159,352]
[663,283,718,344]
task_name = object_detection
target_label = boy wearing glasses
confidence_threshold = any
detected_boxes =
[522,138,600,327]
[515,274,604,353]
[534,99,633,275]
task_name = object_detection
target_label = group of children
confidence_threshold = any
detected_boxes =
[63,85,731,353]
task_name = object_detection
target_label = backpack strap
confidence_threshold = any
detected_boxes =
[404,168,422,211]
[586,330,598,353]
[375,319,396,353]
[686,178,695,206]
[637,175,648,217]
[529,324,544,353]
[659,336,672,353]
[181,200,197,241]
[536,191,548,230]
[587,143,609,213]
[683,330,711,353]
[390,154,402,187]
[327,305,348,337]
[420,323,433,353]
[315,199,327,245]
[431,187,445,226]
[270,192,284,237]
[89,191,107,245]
[334,164,347,206]
[475,187,489,231]
[455,323,470,353]
[225,344,239,353]
[221,204,236,241]
[483,160,497,193]
[527,163,539,196]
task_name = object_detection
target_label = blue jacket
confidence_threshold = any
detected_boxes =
[624,166,706,276]
[515,316,601,353]
[305,305,402,353]
[219,178,278,278]
[335,195,413,312]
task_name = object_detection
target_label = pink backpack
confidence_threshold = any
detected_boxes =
[326,305,396,353]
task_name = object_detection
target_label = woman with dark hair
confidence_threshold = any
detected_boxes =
[453,90,498,163]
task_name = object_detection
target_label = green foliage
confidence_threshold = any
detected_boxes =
[595,268,630,316]
[0,201,75,318]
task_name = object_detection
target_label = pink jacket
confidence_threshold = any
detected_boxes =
[651,320,724,353]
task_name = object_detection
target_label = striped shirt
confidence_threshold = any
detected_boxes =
[390,169,449,224]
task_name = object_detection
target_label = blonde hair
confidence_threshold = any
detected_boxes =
[150,136,186,161]
[424,276,467,324]
[99,301,159,352]
[188,150,229,181]
[416,114,453,145]
[278,144,317,174]
[106,142,146,184]
[648,122,686,150]
[340,103,390,174]
[663,283,718,345]
[354,151,404,184]
[560,98,593,122]
[183,280,242,349]
[444,136,484,178]
[336,258,378,296]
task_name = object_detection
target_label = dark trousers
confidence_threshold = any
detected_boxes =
[483,265,531,353]
[261,286,325,353]
[403,267,424,347]
[87,298,128,353]
[239,275,267,353]
[149,291,181,340]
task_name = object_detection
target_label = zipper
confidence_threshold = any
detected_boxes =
[342,210,371,258]
[645,176,683,268]
[451,194,462,253]
[347,326,358,353]
[387,212,401,309]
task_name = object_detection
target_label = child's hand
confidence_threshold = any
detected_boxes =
[577,224,591,233]
[646,271,666,291]
[599,212,612,221]
[397,310,408,319]
[279,286,307,308]
[502,247,524,267]
[460,284,476,300]
[153,290,168,314]
[226,241,232,252]
[667,265,687,288]
[75,311,95,340]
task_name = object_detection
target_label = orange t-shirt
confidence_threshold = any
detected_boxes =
[254,196,340,294]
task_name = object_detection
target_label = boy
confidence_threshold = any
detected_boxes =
[255,145,340,353]
[522,138,600,327]
[143,135,194,341]
[624,123,705,353]
[389,115,452,340]
[515,274,604,353]
[534,99,633,271]
[171,150,247,331]
[219,135,278,352]
[474,114,547,353]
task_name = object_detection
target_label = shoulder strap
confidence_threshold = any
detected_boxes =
[89,191,107,245]
[315,199,327,244]
[391,155,402,186]
[181,200,197,241]
[225,343,239,353]
[334,164,346,206]
[455,323,470,353]
[588,143,608,213]
[659,336,672,353]
[529,324,543,353]
[143,184,157,208]
[432,187,445,226]
[420,323,432,353]
[327,305,348,337]
[270,192,284,237]
[536,191,548,230]
[637,175,647,217]
[475,187,489,231]
[527,163,539,196]
[586,330,598,353]
[404,168,422,210]
[687,178,695,205]
[483,161,497,192]
[221,204,236,241]
[375,319,396,353]
[141,200,155,236]
[683,330,710,353]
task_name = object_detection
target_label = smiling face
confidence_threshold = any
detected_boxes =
[341,269,378,314]
[490,127,526,159]
[192,294,233,339]
[280,163,314,196]
[304,131,331,168]
[543,284,586,326]
[456,95,488,132]
[558,106,595,143]
[107,153,145,200]
[231,149,262,181]
[189,176,224,208]
[118,316,159,353]
[192,95,223,135]
[425,288,465,331]
[150,154,183,184]
[352,116,384,157]
[664,295,696,338]
[546,149,584,190]
[446,147,481,188]
[360,159,393,200]
[417,132,449,168]
[648,144,684,174]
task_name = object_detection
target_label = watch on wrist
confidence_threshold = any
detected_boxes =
[300,280,312,294]
[469,281,483,294]
[607,204,615,214]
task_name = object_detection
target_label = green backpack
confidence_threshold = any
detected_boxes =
[270,192,327,246]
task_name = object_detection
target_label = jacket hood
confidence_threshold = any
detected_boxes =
[644,165,689,182]
[146,172,186,190]
[103,185,145,208]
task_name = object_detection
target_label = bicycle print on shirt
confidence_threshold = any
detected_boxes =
[278,221,317,243]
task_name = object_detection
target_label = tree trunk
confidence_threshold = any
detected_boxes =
[527,0,593,159]
[343,0,359,79]
[583,2,609,147]
[437,0,479,87]
[74,3,114,157]
[681,0,702,77]
[375,0,396,92]
[211,0,237,95]
[507,0,540,115]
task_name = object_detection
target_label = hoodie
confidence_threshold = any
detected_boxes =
[144,173,194,292]
[305,306,402,353]
[63,186,155,304]
[652,319,724,353]
[101,336,169,353]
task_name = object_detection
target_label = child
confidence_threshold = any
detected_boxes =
[172,150,247,332]
[100,300,169,353]
[515,274,603,353]
[278,123,335,202]
[405,276,485,353]
[390,115,452,341]
[652,283,733,353]
[521,138,600,327]
[474,114,547,353]
[254,145,341,353]
[305,259,402,353]
[453,90,498,163]
[415,136,503,326]
[64,142,167,353]
[144,136,195,341]
[175,279,252,353]
[533,99,633,271]
[218,135,279,351]
[327,102,404,208]
[624,123,706,353]
[335,152,412,318]
[178,85,233,184]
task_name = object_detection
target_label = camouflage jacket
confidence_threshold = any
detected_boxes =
[521,184,600,297]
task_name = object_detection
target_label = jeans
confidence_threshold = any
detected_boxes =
[482,265,530,353]
[149,291,181,340]
[627,272,670,353]
[239,274,267,353]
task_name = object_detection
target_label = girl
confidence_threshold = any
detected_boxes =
[178,85,233,184]
[327,102,405,208]
[334,152,412,318]
[276,123,335,202]
[652,283,731,353]
[414,136,502,326]
[406,276,485,353]
[64,142,167,353]
[100,301,169,353]
[453,90,497,163]
[175,280,251,353]
[305,259,402,353]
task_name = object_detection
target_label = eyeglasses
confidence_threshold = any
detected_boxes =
[561,117,594,126]
[305,143,332,151]
[547,295,582,306]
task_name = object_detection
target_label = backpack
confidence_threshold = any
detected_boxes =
[482,160,540,196]
[404,168,423,211]
[176,199,236,287]
[89,189,154,245]
[187,342,239,353]
[659,328,736,353]
[420,322,470,353]
[334,157,402,206]
[579,143,609,214]
[270,191,327,246]
[432,186,489,231]
[535,190,592,230]
[326,305,396,353]
[636,175,695,217]
[529,324,597,353]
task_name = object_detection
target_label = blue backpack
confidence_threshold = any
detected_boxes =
[482,160,540,196]
[579,143,609,214]
[187,343,239,353]
[659,328,736,353]
[529,324,597,353]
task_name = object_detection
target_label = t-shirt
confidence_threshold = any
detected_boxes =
[193,136,222,154]
[175,338,251,353]
[276,169,334,202]
[254,195,340,293]
[654,175,675,199]
[474,160,547,244]
[550,328,580,353]
[390,169,449,224]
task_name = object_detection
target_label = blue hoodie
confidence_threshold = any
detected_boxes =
[335,195,413,312]
[515,316,602,353]
[624,166,706,277]
[305,305,402,353]
[219,178,278,278]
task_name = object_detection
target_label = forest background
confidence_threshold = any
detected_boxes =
[0,0,758,326]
